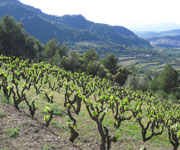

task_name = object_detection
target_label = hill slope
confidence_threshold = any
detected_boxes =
[0,0,151,56]
[0,101,80,150]
[136,29,180,48]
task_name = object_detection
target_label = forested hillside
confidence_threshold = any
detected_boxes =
[0,0,152,56]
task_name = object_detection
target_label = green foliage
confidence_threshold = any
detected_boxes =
[44,106,54,127]
[43,144,55,150]
[52,43,68,67]
[61,50,83,72]
[125,75,139,90]
[59,43,68,57]
[126,75,150,91]
[50,105,67,116]
[83,48,99,64]
[52,50,62,66]
[44,106,51,120]
[149,74,159,91]
[42,145,49,150]
[6,127,19,138]
[0,148,8,150]
[157,64,178,93]
[0,111,3,117]
[102,53,118,74]
[1,55,180,150]
[0,15,43,59]
[97,63,110,78]
[0,96,9,104]
[113,67,132,85]
[149,64,180,99]
[85,60,100,76]
[43,38,60,64]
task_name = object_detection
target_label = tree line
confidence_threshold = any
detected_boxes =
[0,15,133,83]
[1,14,180,101]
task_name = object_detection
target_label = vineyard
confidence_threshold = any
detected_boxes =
[0,56,180,150]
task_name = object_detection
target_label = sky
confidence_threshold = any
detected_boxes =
[19,0,180,29]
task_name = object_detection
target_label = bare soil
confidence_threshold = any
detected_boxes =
[0,101,80,150]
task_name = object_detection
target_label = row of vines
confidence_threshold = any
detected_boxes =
[0,55,180,150]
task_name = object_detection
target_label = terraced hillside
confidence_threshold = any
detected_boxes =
[1,56,180,150]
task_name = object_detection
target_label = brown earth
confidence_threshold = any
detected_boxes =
[0,101,80,150]
[0,100,173,150]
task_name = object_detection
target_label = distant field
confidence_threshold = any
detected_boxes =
[118,56,136,61]
[171,65,180,71]
[118,55,180,72]
[118,59,139,66]
[135,62,162,68]
[118,56,139,66]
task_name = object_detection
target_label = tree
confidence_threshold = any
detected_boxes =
[113,67,132,86]
[59,43,68,57]
[43,38,60,64]
[83,48,99,64]
[0,15,26,57]
[0,15,43,59]
[149,75,159,92]
[157,64,178,94]
[97,64,110,78]
[53,50,62,67]
[85,60,100,76]
[102,53,118,74]
[61,50,83,72]
[52,43,69,67]
[126,75,150,91]
[25,36,43,60]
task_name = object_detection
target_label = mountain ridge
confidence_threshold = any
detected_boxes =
[137,29,180,48]
[0,0,151,56]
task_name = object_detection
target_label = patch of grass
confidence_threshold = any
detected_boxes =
[43,145,49,150]
[0,111,3,117]
[0,148,8,150]
[0,96,9,104]
[50,120,57,126]
[43,144,56,150]
[6,127,19,138]
[50,105,67,116]
[40,104,67,117]
[55,123,69,131]
[65,116,70,122]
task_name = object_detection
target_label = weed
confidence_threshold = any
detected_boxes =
[0,96,9,104]
[43,144,55,150]
[55,124,69,131]
[0,111,3,117]
[51,105,66,116]
[50,120,57,126]
[41,104,67,117]
[0,148,8,150]
[6,127,19,138]
[43,145,49,150]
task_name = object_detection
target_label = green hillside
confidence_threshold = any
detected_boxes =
[0,56,179,150]
[0,0,152,56]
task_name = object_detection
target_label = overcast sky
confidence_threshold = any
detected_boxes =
[19,0,180,28]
